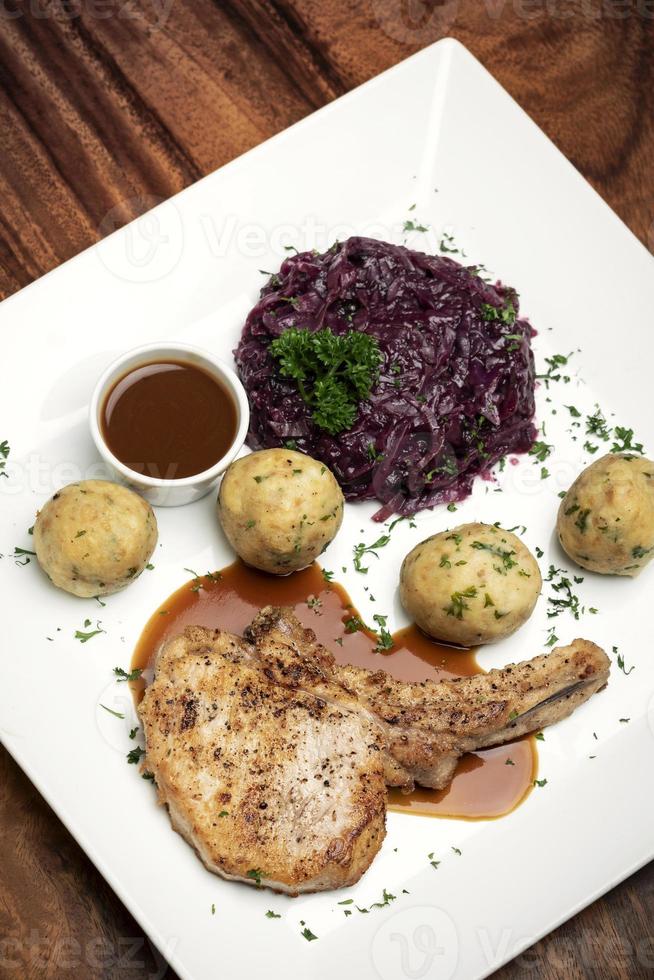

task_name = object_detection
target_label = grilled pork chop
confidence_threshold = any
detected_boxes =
[140,609,610,894]
[245,608,611,790]
[138,626,386,895]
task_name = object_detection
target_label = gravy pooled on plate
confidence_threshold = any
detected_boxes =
[132,561,536,820]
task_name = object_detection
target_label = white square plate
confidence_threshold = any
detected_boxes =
[1,38,653,980]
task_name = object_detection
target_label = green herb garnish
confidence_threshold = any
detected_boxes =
[471,540,517,574]
[480,299,516,326]
[13,547,36,565]
[574,508,591,533]
[100,704,124,719]
[114,666,143,682]
[372,614,393,652]
[74,622,105,643]
[353,533,391,573]
[445,586,477,620]
[585,407,611,442]
[0,440,9,478]
[611,427,644,454]
[545,565,582,620]
[529,441,553,463]
[269,327,381,435]
[344,616,366,634]
[536,352,573,387]
[613,646,634,675]
[403,219,429,233]
[369,888,397,909]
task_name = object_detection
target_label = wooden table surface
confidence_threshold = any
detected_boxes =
[1,2,653,977]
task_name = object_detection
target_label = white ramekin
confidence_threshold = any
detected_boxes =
[89,342,250,507]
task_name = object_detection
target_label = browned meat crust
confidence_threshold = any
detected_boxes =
[139,609,610,894]
[246,608,610,790]
[139,626,387,895]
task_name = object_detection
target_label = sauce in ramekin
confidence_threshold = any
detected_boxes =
[102,360,238,480]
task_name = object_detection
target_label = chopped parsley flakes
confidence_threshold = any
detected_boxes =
[100,704,124,720]
[114,666,143,682]
[0,439,9,478]
[528,440,553,464]
[613,645,634,675]
[445,586,477,620]
[74,621,105,643]
[353,533,391,573]
[545,565,583,620]
[372,615,393,652]
[403,219,429,233]
[536,352,574,387]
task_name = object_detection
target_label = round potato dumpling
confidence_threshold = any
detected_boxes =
[400,522,542,646]
[557,453,654,576]
[217,449,344,574]
[34,480,158,597]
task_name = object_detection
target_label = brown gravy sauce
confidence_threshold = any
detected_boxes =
[102,359,238,480]
[132,561,536,820]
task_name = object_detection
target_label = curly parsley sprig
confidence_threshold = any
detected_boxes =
[269,327,381,435]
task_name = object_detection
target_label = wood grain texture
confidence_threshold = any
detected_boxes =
[1,2,653,977]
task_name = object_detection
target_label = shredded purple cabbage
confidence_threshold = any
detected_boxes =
[235,236,537,521]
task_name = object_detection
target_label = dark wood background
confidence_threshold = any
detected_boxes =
[1,1,653,976]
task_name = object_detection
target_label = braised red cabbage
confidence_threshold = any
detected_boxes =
[235,236,537,521]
